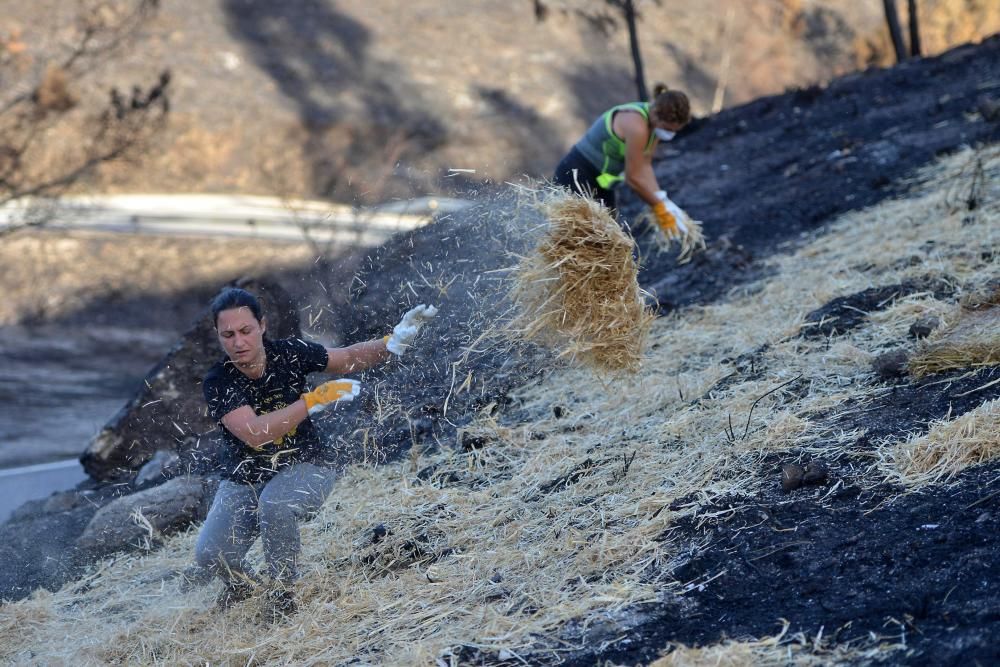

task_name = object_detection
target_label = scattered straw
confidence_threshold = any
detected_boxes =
[508,187,654,373]
[909,298,1000,378]
[650,622,904,666]
[879,398,1000,487]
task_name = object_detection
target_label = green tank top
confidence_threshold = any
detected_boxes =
[574,102,655,188]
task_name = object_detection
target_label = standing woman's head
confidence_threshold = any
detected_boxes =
[211,287,267,368]
[650,83,691,134]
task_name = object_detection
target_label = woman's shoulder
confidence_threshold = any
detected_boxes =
[613,109,650,140]
[268,337,325,355]
[266,337,328,370]
[203,358,238,388]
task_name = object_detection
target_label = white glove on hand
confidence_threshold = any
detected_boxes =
[654,190,689,236]
[386,304,438,355]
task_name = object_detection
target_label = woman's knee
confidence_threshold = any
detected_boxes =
[195,538,239,572]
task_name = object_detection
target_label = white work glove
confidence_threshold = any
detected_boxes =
[301,379,361,415]
[386,304,438,355]
[653,190,689,238]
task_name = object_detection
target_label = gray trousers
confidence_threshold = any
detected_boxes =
[195,462,337,584]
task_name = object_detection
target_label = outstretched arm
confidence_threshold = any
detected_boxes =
[324,338,390,375]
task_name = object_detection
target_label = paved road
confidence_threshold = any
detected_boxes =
[0,459,87,524]
[0,193,472,244]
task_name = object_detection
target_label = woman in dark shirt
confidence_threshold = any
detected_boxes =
[194,287,436,618]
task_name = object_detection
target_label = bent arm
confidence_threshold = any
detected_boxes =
[220,402,308,450]
[325,338,390,375]
[616,113,663,207]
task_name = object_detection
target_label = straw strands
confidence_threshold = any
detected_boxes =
[649,619,906,667]
[878,398,1000,487]
[0,148,997,665]
[650,623,904,666]
[638,205,707,264]
[909,299,1000,377]
[508,187,654,373]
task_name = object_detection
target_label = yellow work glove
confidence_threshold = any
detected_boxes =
[301,379,361,415]
[651,193,689,241]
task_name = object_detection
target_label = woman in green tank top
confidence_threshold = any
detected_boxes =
[553,84,691,237]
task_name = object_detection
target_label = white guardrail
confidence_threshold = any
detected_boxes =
[0,194,473,245]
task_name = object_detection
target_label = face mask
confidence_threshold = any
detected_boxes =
[654,128,676,142]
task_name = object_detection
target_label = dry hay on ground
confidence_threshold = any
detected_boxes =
[1,149,998,665]
[650,623,903,666]
[879,397,1000,487]
[909,292,1000,378]
[508,187,654,373]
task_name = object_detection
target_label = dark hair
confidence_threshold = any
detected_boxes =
[210,287,263,326]
[651,83,691,126]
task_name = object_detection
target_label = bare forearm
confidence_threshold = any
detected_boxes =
[326,338,390,374]
[236,401,308,449]
[626,161,662,207]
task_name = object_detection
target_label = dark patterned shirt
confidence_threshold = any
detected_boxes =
[203,338,328,485]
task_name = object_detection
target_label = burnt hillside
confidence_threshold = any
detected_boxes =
[1,36,998,666]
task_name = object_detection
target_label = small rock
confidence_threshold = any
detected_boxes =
[802,461,829,485]
[461,432,488,451]
[76,476,207,557]
[978,96,1000,122]
[490,571,503,584]
[782,464,805,492]
[42,491,85,514]
[134,450,181,487]
[873,349,910,380]
[409,416,435,441]
[908,316,940,340]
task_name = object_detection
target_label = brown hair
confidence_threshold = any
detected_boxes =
[650,83,691,126]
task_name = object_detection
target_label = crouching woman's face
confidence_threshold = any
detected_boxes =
[215,306,266,369]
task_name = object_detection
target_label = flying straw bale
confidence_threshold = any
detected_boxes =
[909,287,1000,378]
[508,187,655,373]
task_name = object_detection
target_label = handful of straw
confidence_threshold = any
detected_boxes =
[639,205,706,264]
[508,188,655,373]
